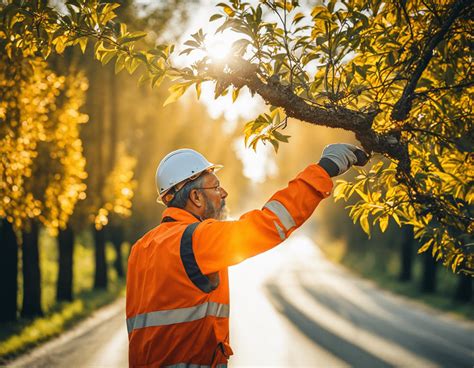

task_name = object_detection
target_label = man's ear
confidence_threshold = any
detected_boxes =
[188,189,203,208]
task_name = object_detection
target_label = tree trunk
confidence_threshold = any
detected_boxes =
[56,226,74,302]
[421,251,437,293]
[108,66,124,278]
[108,63,118,172]
[93,226,108,290]
[21,221,43,318]
[454,274,472,303]
[399,225,414,282]
[109,225,125,278]
[113,240,124,278]
[0,218,18,322]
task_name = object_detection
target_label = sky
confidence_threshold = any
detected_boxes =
[169,0,279,183]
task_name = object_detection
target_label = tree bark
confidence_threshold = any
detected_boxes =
[399,225,414,282]
[420,250,437,293]
[21,221,43,318]
[453,274,472,303]
[93,226,108,290]
[56,225,74,302]
[109,225,125,278]
[212,59,410,166]
[0,218,18,322]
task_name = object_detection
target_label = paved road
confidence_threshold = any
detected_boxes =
[11,232,474,367]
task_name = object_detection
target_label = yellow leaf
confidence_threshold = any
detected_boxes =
[379,215,389,233]
[417,239,433,254]
[355,188,368,202]
[232,88,240,102]
[360,213,370,237]
[333,182,346,200]
[79,37,87,54]
[392,212,401,226]
[163,84,189,106]
[223,5,235,16]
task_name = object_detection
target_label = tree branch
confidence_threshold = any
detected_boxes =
[391,0,471,121]
[208,60,410,171]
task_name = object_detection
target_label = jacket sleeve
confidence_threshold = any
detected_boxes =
[193,164,333,274]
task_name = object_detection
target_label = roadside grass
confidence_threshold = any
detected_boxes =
[0,229,129,362]
[341,251,474,321]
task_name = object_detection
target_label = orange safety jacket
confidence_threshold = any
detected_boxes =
[126,164,333,367]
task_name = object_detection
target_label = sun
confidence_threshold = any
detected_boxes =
[204,31,238,61]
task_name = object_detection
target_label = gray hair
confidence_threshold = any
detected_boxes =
[167,175,205,209]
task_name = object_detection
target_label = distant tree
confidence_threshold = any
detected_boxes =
[454,274,472,302]
[0,0,159,311]
[399,226,415,282]
[0,219,18,322]
[421,250,438,293]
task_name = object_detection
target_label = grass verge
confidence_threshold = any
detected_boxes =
[0,229,130,363]
[0,281,125,363]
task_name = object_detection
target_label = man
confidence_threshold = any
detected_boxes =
[126,144,368,367]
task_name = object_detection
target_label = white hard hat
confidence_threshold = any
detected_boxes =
[156,148,222,204]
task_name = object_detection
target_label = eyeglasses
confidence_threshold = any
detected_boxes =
[196,184,223,193]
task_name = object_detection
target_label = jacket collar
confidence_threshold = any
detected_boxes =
[161,207,202,223]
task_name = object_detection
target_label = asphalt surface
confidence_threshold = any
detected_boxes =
[10,232,474,367]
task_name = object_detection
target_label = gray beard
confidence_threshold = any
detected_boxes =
[203,195,226,220]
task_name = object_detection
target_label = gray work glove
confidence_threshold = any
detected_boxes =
[318,143,369,177]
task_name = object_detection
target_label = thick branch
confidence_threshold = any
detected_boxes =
[210,60,409,170]
[391,0,471,121]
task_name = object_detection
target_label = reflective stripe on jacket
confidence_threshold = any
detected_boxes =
[126,164,333,367]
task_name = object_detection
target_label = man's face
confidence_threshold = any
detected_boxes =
[199,172,228,220]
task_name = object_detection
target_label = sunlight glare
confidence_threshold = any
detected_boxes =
[234,140,278,183]
[206,36,232,61]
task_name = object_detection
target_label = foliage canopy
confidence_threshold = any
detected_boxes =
[170,0,473,274]
[0,0,472,274]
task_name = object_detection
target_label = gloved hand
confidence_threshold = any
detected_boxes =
[318,143,369,177]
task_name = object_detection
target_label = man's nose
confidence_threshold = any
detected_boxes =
[220,187,228,199]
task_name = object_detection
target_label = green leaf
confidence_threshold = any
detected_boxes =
[119,31,147,44]
[125,56,141,74]
[292,12,305,25]
[115,54,125,74]
[101,50,116,65]
[311,5,331,20]
[151,73,164,88]
[272,130,290,143]
[209,13,223,22]
[270,139,279,153]
[184,40,200,48]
